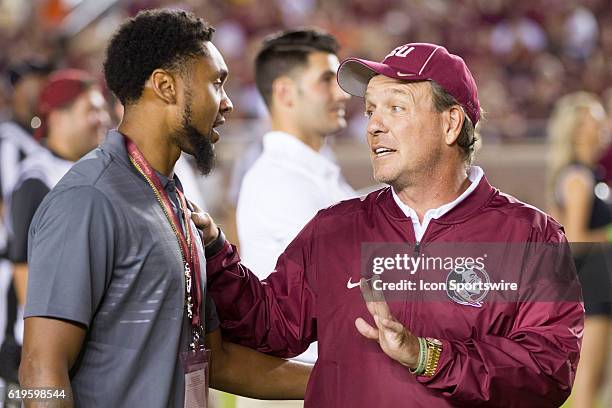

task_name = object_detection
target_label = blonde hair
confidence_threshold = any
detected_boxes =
[547,91,605,200]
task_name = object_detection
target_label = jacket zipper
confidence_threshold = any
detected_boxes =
[409,222,437,335]
[414,241,421,256]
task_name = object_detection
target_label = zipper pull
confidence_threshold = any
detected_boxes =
[414,241,421,256]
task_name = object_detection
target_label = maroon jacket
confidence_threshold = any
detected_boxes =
[206,176,583,407]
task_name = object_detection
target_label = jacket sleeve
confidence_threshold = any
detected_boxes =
[204,218,318,358]
[417,228,584,407]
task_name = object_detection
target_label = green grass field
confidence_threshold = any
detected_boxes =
[215,392,602,408]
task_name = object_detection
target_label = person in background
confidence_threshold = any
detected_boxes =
[8,68,109,309]
[234,28,354,408]
[595,87,612,186]
[3,70,109,397]
[0,59,52,394]
[548,91,612,408]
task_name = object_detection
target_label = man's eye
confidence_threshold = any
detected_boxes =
[391,106,403,112]
[364,110,373,118]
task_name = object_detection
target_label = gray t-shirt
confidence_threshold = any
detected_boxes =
[25,129,220,408]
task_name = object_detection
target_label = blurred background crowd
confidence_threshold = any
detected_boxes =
[2,0,612,140]
[1,0,612,407]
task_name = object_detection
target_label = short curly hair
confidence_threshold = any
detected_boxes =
[104,9,214,105]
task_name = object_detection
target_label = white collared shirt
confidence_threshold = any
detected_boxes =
[392,166,484,241]
[237,131,355,277]
[237,131,355,365]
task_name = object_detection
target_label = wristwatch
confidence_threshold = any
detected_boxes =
[423,338,443,377]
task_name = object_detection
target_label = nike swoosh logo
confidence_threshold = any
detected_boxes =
[347,279,360,289]
[396,71,417,77]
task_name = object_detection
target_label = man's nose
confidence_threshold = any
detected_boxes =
[367,110,387,135]
[220,90,233,114]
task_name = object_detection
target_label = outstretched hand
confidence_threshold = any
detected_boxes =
[355,276,420,369]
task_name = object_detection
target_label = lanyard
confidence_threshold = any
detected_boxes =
[125,137,204,350]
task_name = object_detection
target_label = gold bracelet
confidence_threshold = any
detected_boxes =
[423,338,443,377]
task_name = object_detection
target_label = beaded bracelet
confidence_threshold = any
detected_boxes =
[409,337,428,375]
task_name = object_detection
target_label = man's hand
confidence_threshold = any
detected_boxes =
[355,276,420,369]
[187,200,219,245]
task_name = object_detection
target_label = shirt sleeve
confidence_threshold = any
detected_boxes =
[417,228,583,407]
[7,178,50,263]
[24,185,116,328]
[206,217,318,358]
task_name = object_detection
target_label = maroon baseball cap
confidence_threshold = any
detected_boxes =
[35,69,96,139]
[337,43,480,124]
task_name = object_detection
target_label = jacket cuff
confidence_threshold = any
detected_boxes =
[204,227,226,257]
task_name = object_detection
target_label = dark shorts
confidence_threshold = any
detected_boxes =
[574,252,612,316]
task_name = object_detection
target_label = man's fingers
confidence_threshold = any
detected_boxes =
[360,278,379,317]
[370,275,392,319]
[360,278,374,301]
[380,317,405,334]
[191,211,212,229]
[355,317,379,340]
[188,199,202,214]
[371,275,386,302]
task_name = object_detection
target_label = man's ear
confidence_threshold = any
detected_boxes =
[271,76,297,109]
[147,69,178,105]
[444,105,465,145]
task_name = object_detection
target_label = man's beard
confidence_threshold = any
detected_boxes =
[175,102,216,175]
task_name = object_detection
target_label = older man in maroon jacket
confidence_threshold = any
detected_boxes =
[199,43,584,407]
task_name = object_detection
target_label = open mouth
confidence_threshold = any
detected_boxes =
[213,118,225,128]
[372,147,397,157]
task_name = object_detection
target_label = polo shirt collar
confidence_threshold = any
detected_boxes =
[101,129,131,168]
[389,166,486,240]
[102,129,183,192]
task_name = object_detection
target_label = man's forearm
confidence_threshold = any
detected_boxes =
[210,341,311,399]
[19,356,74,408]
[19,317,85,408]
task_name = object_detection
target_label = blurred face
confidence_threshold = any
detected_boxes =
[364,76,445,190]
[12,74,47,127]
[292,51,350,136]
[60,87,109,158]
[173,42,233,175]
[574,106,607,165]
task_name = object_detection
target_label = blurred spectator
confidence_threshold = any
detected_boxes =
[1,0,612,141]
[234,28,355,407]
[9,68,108,305]
[548,91,612,408]
[5,70,108,386]
[0,58,51,395]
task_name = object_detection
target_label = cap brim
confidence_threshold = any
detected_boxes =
[338,58,429,97]
[337,58,386,97]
